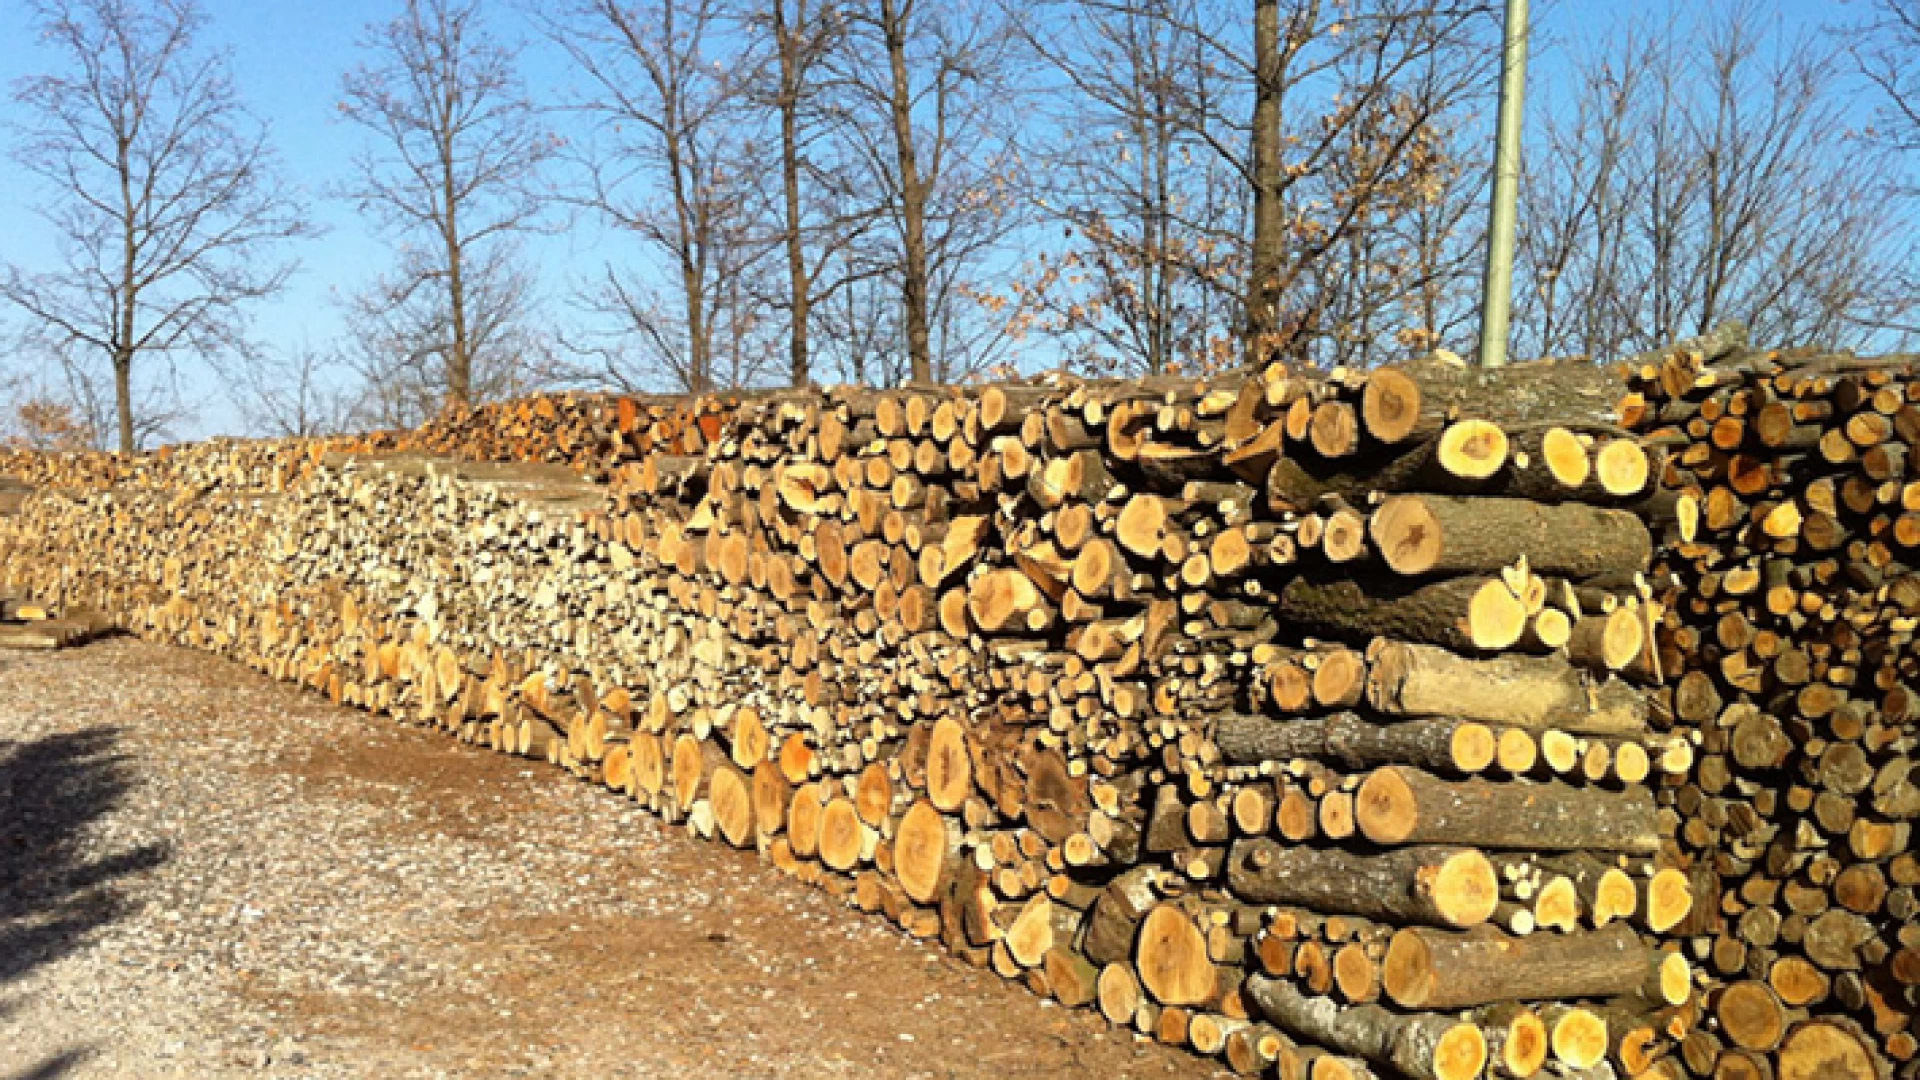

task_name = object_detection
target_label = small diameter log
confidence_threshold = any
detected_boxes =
[1214,712,1495,775]
[1475,1003,1549,1078]
[1382,923,1655,1010]
[1355,766,1661,853]
[1097,962,1142,1025]
[1371,495,1652,578]
[1542,1005,1609,1070]
[1226,839,1498,929]
[1564,609,1645,673]
[1367,641,1647,735]
[1244,976,1488,1080]
[1278,574,1529,653]
[1641,867,1693,933]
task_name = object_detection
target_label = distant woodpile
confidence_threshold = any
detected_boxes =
[0,346,1910,1080]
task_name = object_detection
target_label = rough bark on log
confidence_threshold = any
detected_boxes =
[1383,923,1657,1010]
[1278,574,1530,653]
[1227,839,1498,928]
[1245,976,1488,1080]
[1367,642,1647,735]
[1371,494,1651,578]
[1356,766,1662,853]
[1213,711,1496,775]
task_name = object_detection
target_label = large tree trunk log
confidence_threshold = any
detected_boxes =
[1136,902,1217,1007]
[1278,573,1531,653]
[1355,766,1662,853]
[1214,711,1496,774]
[1370,494,1651,578]
[1366,642,1647,735]
[1372,356,1631,433]
[1226,839,1498,928]
[1383,923,1656,1010]
[1265,421,1508,510]
[1775,1020,1881,1080]
[1245,976,1489,1080]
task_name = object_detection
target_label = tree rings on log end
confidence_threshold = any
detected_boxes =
[1136,904,1216,1006]
[1362,367,1421,444]
[1435,1022,1488,1080]
[1355,767,1418,845]
[1439,420,1508,480]
[926,715,972,811]
[895,799,951,904]
[1776,1020,1878,1080]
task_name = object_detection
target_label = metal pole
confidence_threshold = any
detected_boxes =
[1477,0,1529,368]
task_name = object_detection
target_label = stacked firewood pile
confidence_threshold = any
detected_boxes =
[1626,344,1920,1080]
[0,353,1888,1079]
[396,389,766,481]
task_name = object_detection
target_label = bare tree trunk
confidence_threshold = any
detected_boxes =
[118,152,138,455]
[112,350,134,454]
[881,0,933,384]
[443,176,472,409]
[661,1,712,393]
[1245,0,1293,361]
[680,219,711,393]
[776,0,812,387]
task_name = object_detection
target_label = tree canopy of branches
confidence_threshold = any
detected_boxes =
[1009,0,1492,376]
[1014,0,1237,376]
[543,0,772,394]
[338,0,554,413]
[2,0,310,452]
[749,0,892,388]
[1861,0,1920,159]
[1514,1,1918,362]
[828,0,1028,385]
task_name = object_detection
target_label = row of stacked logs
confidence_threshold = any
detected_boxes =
[1626,341,1920,1080]
[0,351,1875,1079]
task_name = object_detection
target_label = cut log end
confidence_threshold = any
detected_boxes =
[1137,904,1216,1007]
[1776,1020,1878,1080]
[1439,420,1509,480]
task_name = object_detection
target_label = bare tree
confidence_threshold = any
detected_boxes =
[545,0,771,394]
[233,343,358,437]
[764,0,835,386]
[2,0,311,453]
[1020,0,1489,368]
[742,0,897,387]
[1230,0,1491,361]
[1856,0,1920,338]
[829,0,1026,384]
[1514,1,1917,361]
[338,0,553,412]
[1013,0,1233,376]
[337,258,563,428]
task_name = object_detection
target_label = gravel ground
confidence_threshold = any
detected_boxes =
[0,637,1224,1080]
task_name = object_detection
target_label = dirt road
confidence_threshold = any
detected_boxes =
[0,638,1222,1079]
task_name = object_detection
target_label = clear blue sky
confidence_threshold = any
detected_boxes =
[0,0,1883,439]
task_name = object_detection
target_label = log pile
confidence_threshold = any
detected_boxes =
[3,351,1876,1079]
[1626,344,1920,1080]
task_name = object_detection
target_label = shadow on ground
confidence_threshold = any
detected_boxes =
[1,1048,95,1080]
[0,727,168,988]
